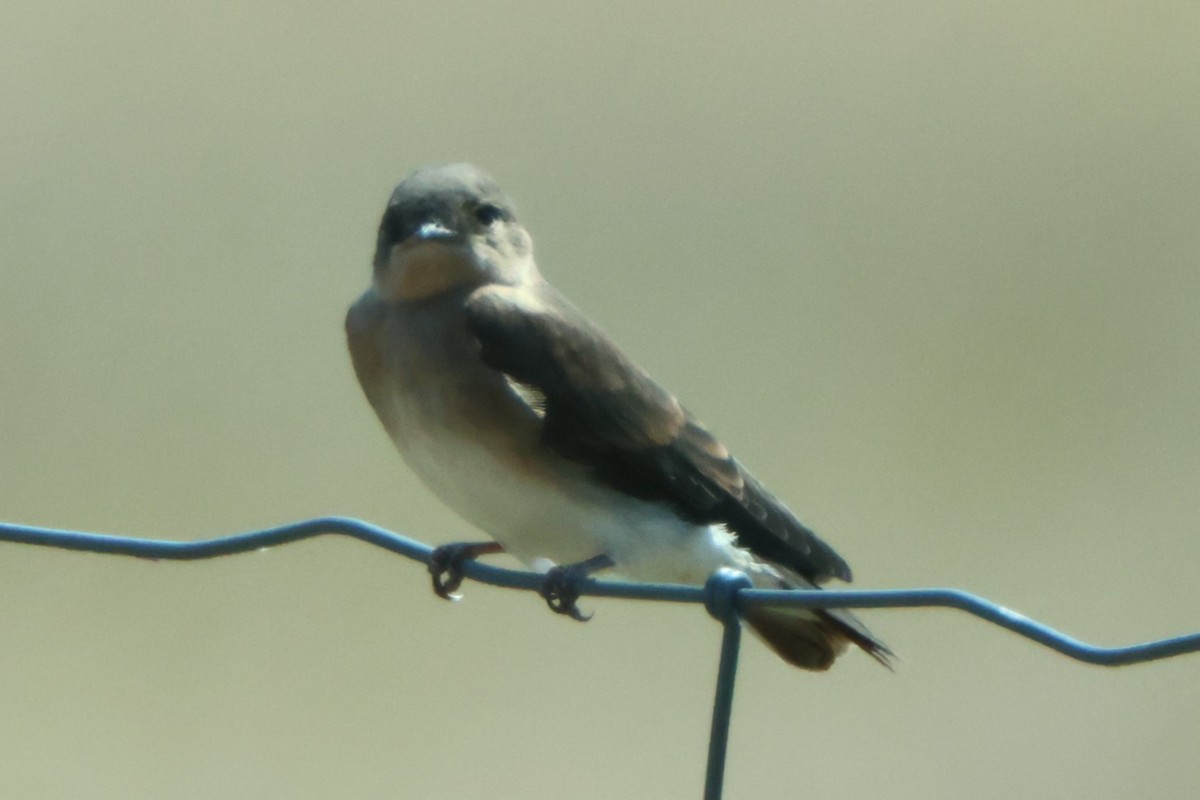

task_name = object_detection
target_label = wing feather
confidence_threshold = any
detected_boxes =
[464,283,852,584]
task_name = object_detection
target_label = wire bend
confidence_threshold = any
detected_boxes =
[1,516,1197,666]
[2,515,1197,800]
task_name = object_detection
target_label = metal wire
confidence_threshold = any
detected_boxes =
[2,516,1199,799]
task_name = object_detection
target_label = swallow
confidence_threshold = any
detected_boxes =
[346,163,891,670]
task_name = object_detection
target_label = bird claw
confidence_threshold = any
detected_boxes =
[429,546,467,600]
[539,565,593,621]
[537,554,614,622]
[428,542,501,601]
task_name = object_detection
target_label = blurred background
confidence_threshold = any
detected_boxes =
[3,2,1199,798]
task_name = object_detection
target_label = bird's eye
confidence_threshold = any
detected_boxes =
[474,203,505,226]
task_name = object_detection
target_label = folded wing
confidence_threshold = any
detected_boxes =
[464,283,852,585]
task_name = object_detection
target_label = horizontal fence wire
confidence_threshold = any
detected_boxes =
[2,516,1199,799]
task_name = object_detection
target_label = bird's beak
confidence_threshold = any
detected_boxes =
[416,220,456,241]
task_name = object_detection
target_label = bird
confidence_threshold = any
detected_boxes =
[346,163,892,670]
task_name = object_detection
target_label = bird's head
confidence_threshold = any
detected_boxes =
[372,163,539,301]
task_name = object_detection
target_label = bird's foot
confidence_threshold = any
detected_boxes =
[538,554,615,622]
[428,541,504,600]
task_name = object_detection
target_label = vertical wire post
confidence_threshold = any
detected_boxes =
[703,569,754,800]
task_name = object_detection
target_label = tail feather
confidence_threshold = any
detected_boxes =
[742,577,895,671]
[823,606,896,670]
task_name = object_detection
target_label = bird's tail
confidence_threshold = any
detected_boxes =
[742,576,895,671]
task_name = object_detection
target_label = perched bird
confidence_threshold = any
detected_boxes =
[346,163,891,670]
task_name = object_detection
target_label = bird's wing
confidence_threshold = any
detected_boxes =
[464,283,852,584]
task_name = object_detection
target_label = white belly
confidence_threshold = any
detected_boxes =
[380,379,765,585]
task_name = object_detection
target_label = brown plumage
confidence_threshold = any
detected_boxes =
[347,163,893,671]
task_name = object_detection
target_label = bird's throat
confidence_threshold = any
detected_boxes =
[380,241,485,301]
